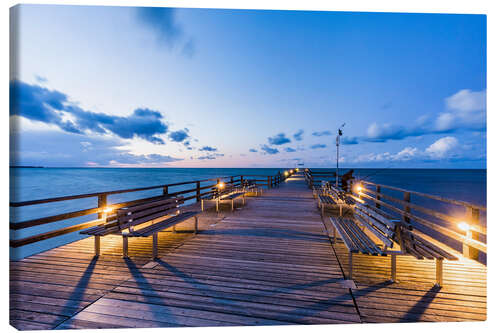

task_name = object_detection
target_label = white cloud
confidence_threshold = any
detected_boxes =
[393,147,419,161]
[445,89,486,113]
[353,136,460,163]
[424,136,458,158]
[435,89,486,132]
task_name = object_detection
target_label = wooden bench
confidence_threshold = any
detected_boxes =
[311,185,324,198]
[201,184,246,212]
[330,202,458,286]
[81,196,200,259]
[242,179,263,196]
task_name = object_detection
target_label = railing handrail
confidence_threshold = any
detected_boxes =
[359,180,486,212]
[10,175,240,207]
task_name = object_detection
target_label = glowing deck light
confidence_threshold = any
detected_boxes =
[217,182,225,189]
[355,185,363,194]
[103,207,113,213]
[284,171,289,176]
[458,221,470,232]
[295,168,299,171]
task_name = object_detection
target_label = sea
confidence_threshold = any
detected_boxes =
[10,168,487,260]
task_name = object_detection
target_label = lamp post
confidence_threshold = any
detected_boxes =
[336,123,345,188]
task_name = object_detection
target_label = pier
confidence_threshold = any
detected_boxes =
[10,172,486,329]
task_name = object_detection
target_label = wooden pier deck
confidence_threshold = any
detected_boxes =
[10,173,486,330]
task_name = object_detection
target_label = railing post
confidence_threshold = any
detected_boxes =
[463,207,480,260]
[403,192,411,225]
[230,176,234,185]
[267,176,272,189]
[97,194,107,220]
[376,185,381,209]
[240,175,244,186]
[163,185,169,196]
[196,181,201,202]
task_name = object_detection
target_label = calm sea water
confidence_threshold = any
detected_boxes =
[10,168,486,260]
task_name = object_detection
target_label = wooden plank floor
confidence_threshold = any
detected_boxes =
[9,173,486,330]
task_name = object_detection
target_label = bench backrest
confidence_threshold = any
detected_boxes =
[353,203,401,248]
[117,196,183,231]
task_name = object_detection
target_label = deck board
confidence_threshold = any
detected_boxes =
[10,173,486,329]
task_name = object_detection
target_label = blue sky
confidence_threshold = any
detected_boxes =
[10,5,486,168]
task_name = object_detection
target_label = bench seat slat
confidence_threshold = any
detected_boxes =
[221,192,244,200]
[354,214,393,249]
[119,202,179,222]
[122,197,179,211]
[318,195,336,205]
[355,205,399,229]
[355,209,395,239]
[342,218,383,255]
[126,211,200,237]
[339,218,367,253]
[412,233,458,260]
[330,217,359,253]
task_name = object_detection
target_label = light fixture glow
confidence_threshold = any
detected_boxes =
[217,182,225,189]
[458,221,470,232]
[103,207,113,213]
[355,185,363,193]
[284,171,289,176]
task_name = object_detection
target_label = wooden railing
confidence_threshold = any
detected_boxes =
[10,172,291,249]
[351,179,487,260]
[304,168,337,187]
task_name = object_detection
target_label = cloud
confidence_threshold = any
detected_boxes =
[35,75,47,83]
[168,128,189,143]
[135,7,195,56]
[312,130,332,137]
[199,146,217,152]
[310,144,327,149]
[354,136,460,163]
[341,136,359,145]
[10,129,182,167]
[424,136,458,158]
[445,89,486,113]
[284,147,296,152]
[293,129,304,141]
[10,80,169,144]
[198,153,224,160]
[344,89,486,144]
[260,144,279,155]
[267,133,291,145]
[249,148,258,153]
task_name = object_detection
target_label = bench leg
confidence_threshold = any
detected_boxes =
[390,254,397,282]
[122,236,129,258]
[435,258,443,287]
[321,204,325,216]
[201,200,204,211]
[152,233,158,259]
[94,236,100,257]
[231,199,234,211]
[216,200,219,212]
[348,252,353,280]
[339,205,343,217]
[194,216,198,234]
[332,228,337,244]
[242,196,245,205]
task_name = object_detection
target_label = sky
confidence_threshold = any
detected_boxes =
[9,5,486,168]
